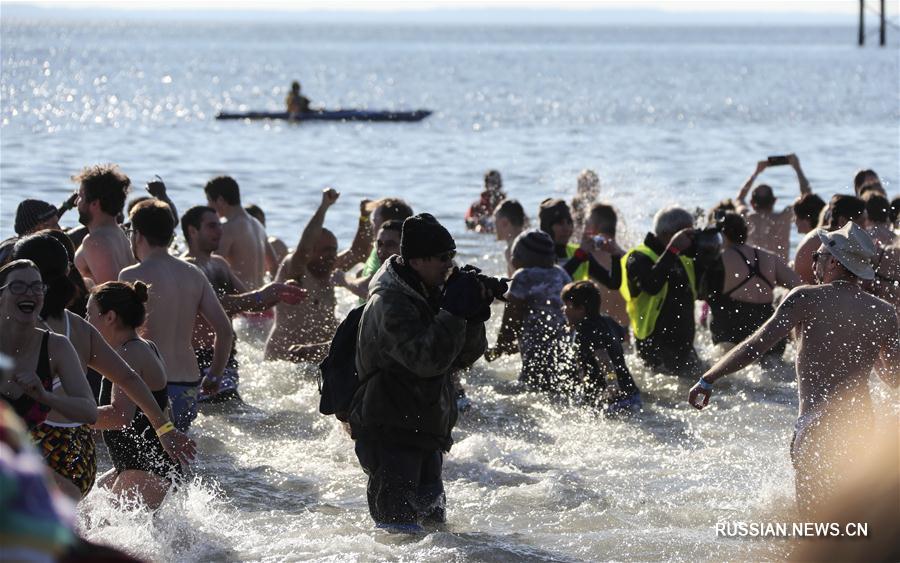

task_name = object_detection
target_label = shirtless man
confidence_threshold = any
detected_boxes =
[265,188,370,362]
[119,200,233,431]
[73,164,136,284]
[688,221,899,518]
[180,206,305,402]
[736,154,812,261]
[204,176,277,290]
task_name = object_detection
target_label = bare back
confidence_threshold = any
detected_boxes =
[791,283,898,417]
[118,338,167,392]
[745,207,793,262]
[721,245,797,304]
[75,224,135,283]
[119,255,211,384]
[220,213,269,289]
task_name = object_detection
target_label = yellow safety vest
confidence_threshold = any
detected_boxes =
[620,244,696,340]
[565,243,589,281]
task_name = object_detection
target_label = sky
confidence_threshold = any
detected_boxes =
[2,0,896,25]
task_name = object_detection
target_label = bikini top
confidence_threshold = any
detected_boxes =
[723,246,774,298]
[8,330,54,429]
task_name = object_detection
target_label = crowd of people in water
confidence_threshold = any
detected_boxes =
[0,156,898,555]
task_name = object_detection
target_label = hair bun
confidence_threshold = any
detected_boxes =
[133,281,149,303]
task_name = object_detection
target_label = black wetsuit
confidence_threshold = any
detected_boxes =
[703,246,786,357]
[626,233,707,377]
[99,339,180,480]
[570,315,639,405]
[7,330,53,430]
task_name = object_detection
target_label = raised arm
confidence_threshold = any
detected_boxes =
[689,288,807,409]
[146,178,178,225]
[286,188,340,279]
[335,199,374,272]
[736,160,768,206]
[787,153,811,196]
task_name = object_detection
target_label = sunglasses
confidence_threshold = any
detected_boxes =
[812,250,831,264]
[0,281,49,296]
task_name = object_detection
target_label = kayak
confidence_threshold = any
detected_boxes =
[215,109,432,122]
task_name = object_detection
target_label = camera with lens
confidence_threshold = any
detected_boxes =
[456,264,509,302]
[690,209,725,264]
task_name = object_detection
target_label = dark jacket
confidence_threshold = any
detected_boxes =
[350,256,487,451]
[625,232,701,346]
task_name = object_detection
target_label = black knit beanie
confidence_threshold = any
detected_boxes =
[15,199,59,235]
[538,198,572,235]
[400,213,455,260]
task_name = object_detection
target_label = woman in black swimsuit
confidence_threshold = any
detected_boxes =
[701,212,800,363]
[88,280,181,509]
[0,260,97,498]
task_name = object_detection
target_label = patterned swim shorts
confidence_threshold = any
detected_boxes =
[31,423,97,497]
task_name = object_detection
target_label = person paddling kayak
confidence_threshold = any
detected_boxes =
[285,81,311,116]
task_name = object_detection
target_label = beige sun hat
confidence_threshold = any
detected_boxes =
[816,221,876,280]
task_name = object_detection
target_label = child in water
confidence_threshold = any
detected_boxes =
[561,280,642,414]
[487,229,571,390]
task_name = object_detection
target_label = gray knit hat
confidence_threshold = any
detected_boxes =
[511,229,555,269]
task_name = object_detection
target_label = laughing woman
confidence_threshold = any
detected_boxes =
[0,259,97,499]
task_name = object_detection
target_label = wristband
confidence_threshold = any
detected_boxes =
[155,421,175,437]
[667,246,681,256]
[573,248,589,262]
[697,377,713,391]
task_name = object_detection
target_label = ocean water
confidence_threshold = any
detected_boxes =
[2,19,899,562]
